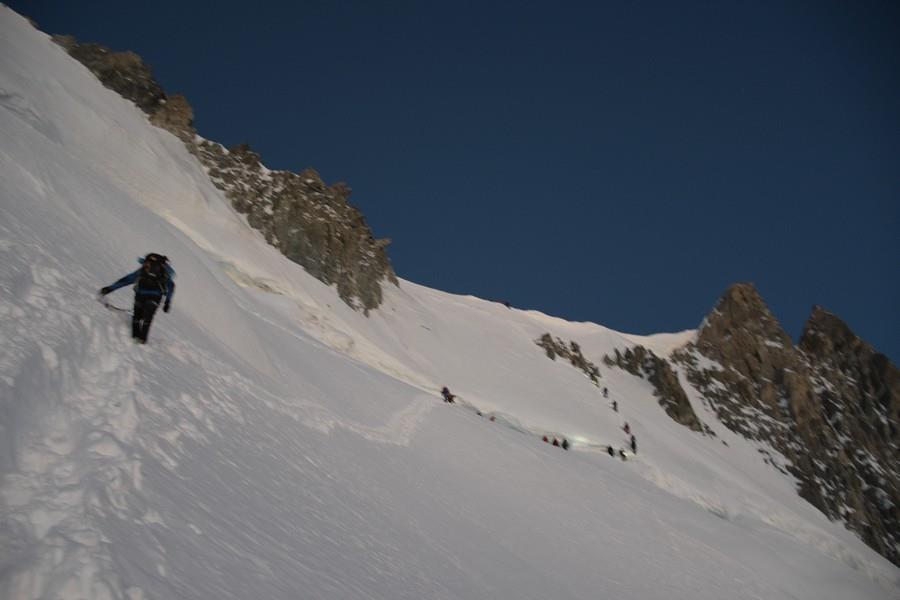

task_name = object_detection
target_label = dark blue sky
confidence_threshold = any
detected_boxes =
[13,1,899,360]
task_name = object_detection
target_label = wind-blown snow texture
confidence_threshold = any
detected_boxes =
[1,8,897,599]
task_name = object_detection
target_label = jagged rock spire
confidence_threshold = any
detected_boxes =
[696,283,792,383]
[679,285,900,565]
[699,283,790,344]
[801,305,899,445]
[801,305,870,359]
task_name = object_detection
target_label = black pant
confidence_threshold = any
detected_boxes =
[133,296,160,342]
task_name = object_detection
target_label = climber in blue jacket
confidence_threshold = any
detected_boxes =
[100,253,175,343]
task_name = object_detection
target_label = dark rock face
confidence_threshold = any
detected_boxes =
[799,306,900,560]
[149,95,194,142]
[673,283,799,448]
[536,334,601,385]
[677,284,899,565]
[190,141,397,312]
[604,345,706,433]
[52,36,166,114]
[54,36,396,312]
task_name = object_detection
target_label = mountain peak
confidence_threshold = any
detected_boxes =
[717,282,770,319]
[696,283,792,364]
[723,281,763,300]
[799,305,869,360]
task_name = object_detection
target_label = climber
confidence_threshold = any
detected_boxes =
[623,422,630,435]
[630,434,637,454]
[441,386,456,403]
[99,253,175,343]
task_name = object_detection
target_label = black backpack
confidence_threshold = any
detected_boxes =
[137,253,170,293]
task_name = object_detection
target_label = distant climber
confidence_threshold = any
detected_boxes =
[99,253,175,343]
[602,387,608,398]
[630,435,637,454]
[552,438,560,447]
[607,445,615,457]
[561,439,570,451]
[623,422,630,435]
[618,449,627,461]
[612,399,618,412]
[543,436,549,443]
[441,386,456,403]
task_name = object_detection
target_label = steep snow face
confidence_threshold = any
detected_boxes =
[1,7,897,600]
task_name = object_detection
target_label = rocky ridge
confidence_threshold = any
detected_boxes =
[603,345,707,433]
[536,333,602,385]
[672,284,897,565]
[53,35,397,312]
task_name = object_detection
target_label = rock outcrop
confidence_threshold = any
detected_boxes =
[673,283,798,446]
[53,35,396,312]
[190,141,397,311]
[149,94,194,142]
[604,345,706,433]
[798,306,900,560]
[53,36,166,114]
[536,334,601,385]
[674,284,899,565]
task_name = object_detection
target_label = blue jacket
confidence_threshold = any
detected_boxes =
[106,260,176,301]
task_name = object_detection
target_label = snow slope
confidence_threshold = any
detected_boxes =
[1,7,897,599]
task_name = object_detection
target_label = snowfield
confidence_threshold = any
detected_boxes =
[1,7,898,599]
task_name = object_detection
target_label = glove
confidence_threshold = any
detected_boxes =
[99,286,112,296]
[163,301,171,313]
